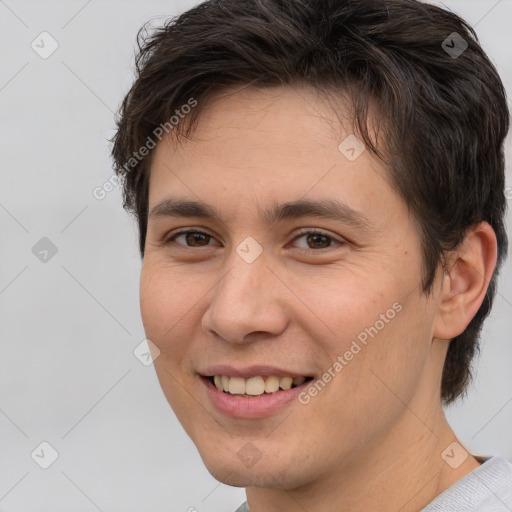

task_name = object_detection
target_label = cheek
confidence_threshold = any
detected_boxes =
[139,265,166,340]
[302,266,429,393]
[303,302,433,461]
[331,294,434,415]
[139,262,201,416]
[288,266,391,347]
[139,261,200,354]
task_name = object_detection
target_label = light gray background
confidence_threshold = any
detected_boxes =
[0,1,511,511]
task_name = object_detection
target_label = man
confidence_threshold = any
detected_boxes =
[111,0,512,510]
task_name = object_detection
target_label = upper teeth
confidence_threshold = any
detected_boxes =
[213,375,306,395]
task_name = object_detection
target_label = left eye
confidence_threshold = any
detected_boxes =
[291,229,343,250]
[165,229,344,250]
[166,231,216,247]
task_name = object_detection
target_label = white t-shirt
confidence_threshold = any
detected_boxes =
[422,456,512,511]
[234,456,512,512]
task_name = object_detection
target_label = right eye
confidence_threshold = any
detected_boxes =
[164,230,217,248]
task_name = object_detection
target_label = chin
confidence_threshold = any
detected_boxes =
[204,460,282,488]
[198,445,305,489]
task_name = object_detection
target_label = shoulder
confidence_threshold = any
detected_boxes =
[422,456,512,511]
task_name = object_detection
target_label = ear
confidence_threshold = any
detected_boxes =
[433,222,498,340]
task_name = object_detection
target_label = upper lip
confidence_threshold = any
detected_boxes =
[199,365,313,379]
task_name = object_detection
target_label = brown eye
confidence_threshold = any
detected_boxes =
[292,229,344,250]
[305,233,332,249]
[185,232,211,246]
[167,231,214,247]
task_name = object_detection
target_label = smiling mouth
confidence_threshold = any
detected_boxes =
[207,375,314,397]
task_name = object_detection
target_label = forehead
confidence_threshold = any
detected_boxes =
[147,85,404,229]
[171,84,356,158]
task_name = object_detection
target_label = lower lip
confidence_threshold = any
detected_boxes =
[201,377,310,419]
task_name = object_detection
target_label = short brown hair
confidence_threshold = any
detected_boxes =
[111,0,509,404]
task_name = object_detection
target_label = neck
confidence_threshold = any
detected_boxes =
[244,408,480,512]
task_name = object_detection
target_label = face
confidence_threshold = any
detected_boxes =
[140,85,445,489]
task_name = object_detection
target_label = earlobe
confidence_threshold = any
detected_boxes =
[433,222,498,340]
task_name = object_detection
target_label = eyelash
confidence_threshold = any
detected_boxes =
[163,228,345,252]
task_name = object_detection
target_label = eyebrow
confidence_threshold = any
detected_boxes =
[148,197,372,232]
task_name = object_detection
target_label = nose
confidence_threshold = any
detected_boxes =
[201,249,288,344]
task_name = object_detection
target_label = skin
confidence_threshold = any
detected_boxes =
[140,84,497,511]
